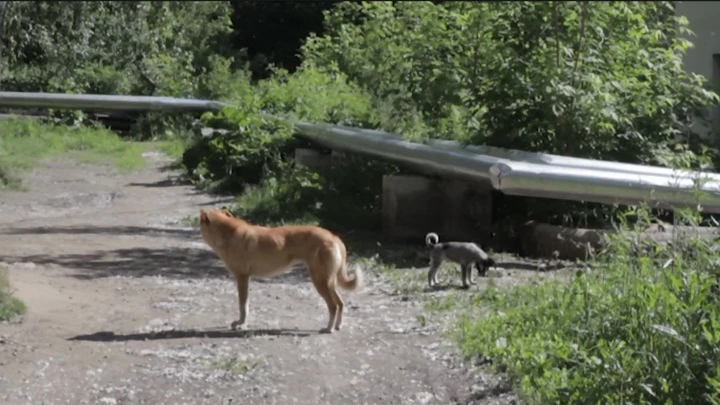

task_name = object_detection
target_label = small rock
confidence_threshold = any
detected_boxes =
[414,391,434,404]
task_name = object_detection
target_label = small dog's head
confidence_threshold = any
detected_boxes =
[476,257,496,277]
[199,208,235,249]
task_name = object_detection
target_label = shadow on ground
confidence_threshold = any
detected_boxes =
[493,261,542,271]
[69,327,315,342]
[0,225,199,239]
[1,245,313,284]
[127,178,190,188]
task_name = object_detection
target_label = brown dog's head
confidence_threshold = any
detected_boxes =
[199,208,235,250]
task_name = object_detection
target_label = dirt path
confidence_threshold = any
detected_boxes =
[0,151,515,405]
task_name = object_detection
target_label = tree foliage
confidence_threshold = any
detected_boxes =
[2,1,233,97]
[303,1,719,165]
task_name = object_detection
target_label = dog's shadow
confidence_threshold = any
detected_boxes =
[423,284,475,293]
[68,327,315,342]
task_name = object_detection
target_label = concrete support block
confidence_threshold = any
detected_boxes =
[382,175,493,245]
[294,148,332,169]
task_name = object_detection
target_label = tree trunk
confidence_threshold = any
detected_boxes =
[0,1,8,88]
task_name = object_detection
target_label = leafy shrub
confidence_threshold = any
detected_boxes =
[182,105,295,191]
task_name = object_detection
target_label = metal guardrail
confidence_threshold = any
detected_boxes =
[330,123,720,181]
[0,91,230,112]
[292,121,720,213]
[2,91,720,213]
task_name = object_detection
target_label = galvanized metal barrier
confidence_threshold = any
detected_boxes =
[0,91,231,112]
[2,91,720,213]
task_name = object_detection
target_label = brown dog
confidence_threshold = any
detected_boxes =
[198,208,363,333]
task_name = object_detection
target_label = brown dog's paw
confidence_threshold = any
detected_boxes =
[319,327,334,334]
[231,320,245,331]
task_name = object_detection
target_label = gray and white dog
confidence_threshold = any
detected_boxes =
[425,232,496,289]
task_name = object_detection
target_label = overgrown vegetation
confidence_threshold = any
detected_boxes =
[0,118,152,189]
[441,203,720,404]
[0,266,26,322]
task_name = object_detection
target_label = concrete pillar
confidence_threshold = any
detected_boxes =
[382,175,493,244]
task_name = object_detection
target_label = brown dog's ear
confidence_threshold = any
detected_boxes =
[200,209,210,225]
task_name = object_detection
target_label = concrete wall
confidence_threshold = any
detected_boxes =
[676,1,720,136]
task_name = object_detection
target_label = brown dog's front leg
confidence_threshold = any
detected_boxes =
[231,274,250,330]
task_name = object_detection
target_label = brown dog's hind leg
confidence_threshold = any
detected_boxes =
[231,274,250,330]
[310,271,338,334]
[328,284,345,331]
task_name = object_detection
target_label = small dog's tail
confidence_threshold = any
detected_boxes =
[425,232,440,247]
[334,242,363,291]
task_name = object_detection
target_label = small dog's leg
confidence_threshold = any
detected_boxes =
[476,261,488,278]
[460,264,472,289]
[231,274,250,330]
[428,256,442,288]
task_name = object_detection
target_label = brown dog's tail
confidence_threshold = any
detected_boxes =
[334,242,363,291]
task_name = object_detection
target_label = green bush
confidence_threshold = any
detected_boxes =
[180,63,402,230]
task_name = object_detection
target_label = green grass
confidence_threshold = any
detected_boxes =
[0,266,27,322]
[153,138,188,161]
[0,117,150,189]
[439,207,720,405]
